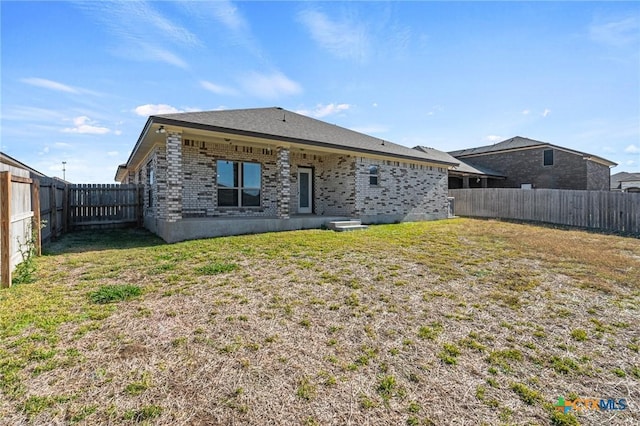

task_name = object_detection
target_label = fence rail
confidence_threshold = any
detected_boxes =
[449,188,640,235]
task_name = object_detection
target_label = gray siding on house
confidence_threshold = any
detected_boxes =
[461,147,609,190]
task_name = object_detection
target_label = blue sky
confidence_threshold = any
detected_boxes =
[2,1,639,183]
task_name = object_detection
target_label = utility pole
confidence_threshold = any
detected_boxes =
[62,161,66,181]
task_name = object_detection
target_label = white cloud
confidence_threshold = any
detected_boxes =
[114,130,122,136]
[626,160,637,166]
[200,80,238,96]
[426,105,443,116]
[296,103,350,118]
[298,9,370,62]
[522,109,531,115]
[589,16,639,47]
[75,1,199,68]
[140,43,189,69]
[62,116,110,134]
[208,1,248,32]
[624,144,640,154]
[21,77,79,94]
[107,151,119,157]
[372,102,378,108]
[542,109,551,117]
[54,142,72,148]
[133,104,182,116]
[484,135,503,143]
[239,71,302,99]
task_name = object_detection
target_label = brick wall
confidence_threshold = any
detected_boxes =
[354,158,448,219]
[316,154,356,216]
[586,160,611,191]
[181,140,279,217]
[462,148,609,190]
[133,138,449,221]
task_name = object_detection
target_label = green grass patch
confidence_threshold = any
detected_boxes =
[196,262,238,275]
[510,382,541,405]
[89,285,142,304]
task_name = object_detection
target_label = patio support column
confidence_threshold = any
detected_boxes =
[276,146,291,219]
[165,131,183,222]
[462,176,470,189]
[481,177,488,188]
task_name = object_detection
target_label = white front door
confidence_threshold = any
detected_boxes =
[298,168,312,214]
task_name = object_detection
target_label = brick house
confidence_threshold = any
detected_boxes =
[611,172,640,192]
[448,136,616,190]
[115,107,458,242]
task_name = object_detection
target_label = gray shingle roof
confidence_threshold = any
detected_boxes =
[414,146,503,177]
[448,136,616,167]
[152,107,457,166]
[611,171,640,189]
[448,136,545,157]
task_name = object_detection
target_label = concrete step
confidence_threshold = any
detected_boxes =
[333,224,369,232]
[328,220,368,232]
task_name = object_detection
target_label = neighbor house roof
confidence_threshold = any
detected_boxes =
[611,171,640,189]
[414,146,504,177]
[448,136,617,167]
[118,107,458,181]
[1,152,46,177]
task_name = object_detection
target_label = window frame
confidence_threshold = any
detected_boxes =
[368,164,379,186]
[146,161,154,208]
[217,160,262,207]
[543,149,554,166]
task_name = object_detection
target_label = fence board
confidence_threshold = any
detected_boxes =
[449,188,640,235]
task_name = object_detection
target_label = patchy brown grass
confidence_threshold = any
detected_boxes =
[1,219,639,425]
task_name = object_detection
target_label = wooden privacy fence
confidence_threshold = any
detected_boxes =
[39,177,66,242]
[0,171,42,288]
[2,180,143,287]
[450,188,640,235]
[68,184,142,230]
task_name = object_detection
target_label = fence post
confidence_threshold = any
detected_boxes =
[1,171,11,288]
[137,184,144,227]
[63,184,70,233]
[49,183,57,239]
[32,179,42,256]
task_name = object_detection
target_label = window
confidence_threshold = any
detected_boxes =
[369,165,379,186]
[543,149,554,166]
[217,160,261,207]
[146,162,154,208]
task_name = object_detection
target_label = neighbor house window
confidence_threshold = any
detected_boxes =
[369,165,379,186]
[543,149,554,166]
[217,160,261,207]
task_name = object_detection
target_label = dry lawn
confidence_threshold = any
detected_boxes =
[0,218,639,425]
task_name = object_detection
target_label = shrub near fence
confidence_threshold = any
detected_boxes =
[449,188,640,235]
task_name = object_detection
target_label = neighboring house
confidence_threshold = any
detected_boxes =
[116,107,458,243]
[611,171,640,192]
[448,136,616,190]
[1,152,46,179]
[414,147,505,189]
